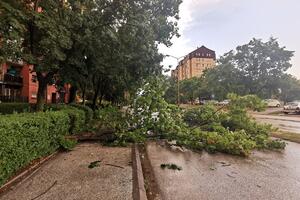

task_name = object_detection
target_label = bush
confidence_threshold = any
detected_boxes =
[44,104,86,133]
[61,108,86,134]
[44,104,68,111]
[0,111,71,185]
[69,103,94,123]
[0,103,32,114]
[94,106,126,131]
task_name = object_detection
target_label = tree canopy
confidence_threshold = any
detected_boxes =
[0,0,182,109]
[211,38,294,99]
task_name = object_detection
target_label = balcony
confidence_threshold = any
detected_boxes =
[0,73,23,86]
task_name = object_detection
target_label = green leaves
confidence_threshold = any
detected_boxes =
[0,111,70,185]
[187,38,295,101]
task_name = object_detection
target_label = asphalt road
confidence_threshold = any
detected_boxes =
[252,112,300,134]
[146,141,300,200]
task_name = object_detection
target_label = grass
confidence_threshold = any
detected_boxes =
[272,131,300,144]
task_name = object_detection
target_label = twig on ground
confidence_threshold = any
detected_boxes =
[105,164,124,169]
[30,180,57,200]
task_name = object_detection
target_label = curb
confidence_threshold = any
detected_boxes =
[0,151,59,194]
[132,144,148,200]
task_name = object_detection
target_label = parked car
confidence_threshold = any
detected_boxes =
[199,99,218,105]
[218,99,230,106]
[283,101,300,114]
[264,99,281,107]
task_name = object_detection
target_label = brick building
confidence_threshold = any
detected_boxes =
[0,61,70,103]
[171,46,216,81]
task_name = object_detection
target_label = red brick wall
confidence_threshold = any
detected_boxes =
[2,62,70,103]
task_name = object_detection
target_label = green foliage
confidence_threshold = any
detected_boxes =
[94,106,126,131]
[129,77,187,136]
[179,77,199,103]
[161,163,182,171]
[181,94,285,155]
[0,103,32,114]
[183,104,220,127]
[277,74,300,102]
[113,131,147,147]
[44,104,87,133]
[0,111,71,185]
[88,160,101,169]
[61,108,86,134]
[69,103,94,123]
[92,78,285,156]
[44,104,69,111]
[59,137,77,151]
[201,38,294,100]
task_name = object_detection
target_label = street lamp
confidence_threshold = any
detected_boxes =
[165,54,185,105]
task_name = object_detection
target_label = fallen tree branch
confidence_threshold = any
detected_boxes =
[31,180,57,200]
[105,164,124,169]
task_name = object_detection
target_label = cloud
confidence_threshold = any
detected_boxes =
[160,0,300,78]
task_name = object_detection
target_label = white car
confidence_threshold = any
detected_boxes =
[283,101,300,114]
[218,99,230,106]
[264,99,281,107]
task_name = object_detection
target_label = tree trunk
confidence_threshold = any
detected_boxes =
[92,89,99,110]
[92,80,101,110]
[69,86,77,103]
[82,86,86,105]
[36,79,47,111]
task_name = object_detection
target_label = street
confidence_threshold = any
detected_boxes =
[145,141,300,200]
[252,109,300,134]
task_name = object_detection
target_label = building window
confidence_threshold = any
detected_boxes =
[32,75,37,83]
[31,92,37,99]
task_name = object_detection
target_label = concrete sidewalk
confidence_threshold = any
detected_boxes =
[0,143,132,200]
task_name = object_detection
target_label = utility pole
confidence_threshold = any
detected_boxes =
[166,55,184,106]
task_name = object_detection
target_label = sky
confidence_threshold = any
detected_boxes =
[159,0,300,78]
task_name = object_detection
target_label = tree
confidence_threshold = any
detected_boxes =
[180,77,198,103]
[1,0,182,109]
[60,0,182,109]
[202,38,294,99]
[164,77,177,104]
[1,0,72,110]
[277,74,300,103]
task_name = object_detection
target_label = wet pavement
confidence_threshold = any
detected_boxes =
[146,141,300,200]
[0,143,132,200]
[253,114,300,134]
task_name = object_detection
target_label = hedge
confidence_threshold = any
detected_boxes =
[44,104,87,133]
[69,103,94,123]
[0,108,86,186]
[0,111,69,185]
[0,103,32,114]
[63,108,86,134]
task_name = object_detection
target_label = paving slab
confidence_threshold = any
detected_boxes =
[146,141,300,200]
[0,143,132,200]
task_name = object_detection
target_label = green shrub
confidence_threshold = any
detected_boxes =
[44,104,68,111]
[0,103,32,114]
[61,108,86,134]
[70,103,93,123]
[59,137,78,151]
[44,104,86,133]
[0,111,71,185]
[94,106,126,131]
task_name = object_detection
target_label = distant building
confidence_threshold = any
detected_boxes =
[0,61,70,103]
[171,46,216,81]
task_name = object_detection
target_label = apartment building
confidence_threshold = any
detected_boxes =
[0,61,70,103]
[171,46,216,81]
